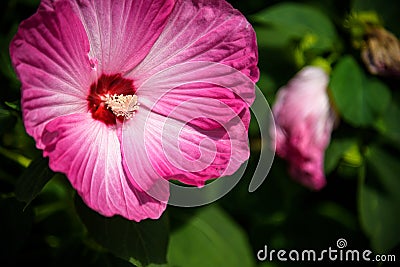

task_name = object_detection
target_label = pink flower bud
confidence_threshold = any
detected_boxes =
[272,66,337,190]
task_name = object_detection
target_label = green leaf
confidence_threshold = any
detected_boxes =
[254,26,296,48]
[324,138,357,174]
[252,3,337,51]
[75,196,169,267]
[15,156,55,207]
[329,56,391,127]
[365,146,400,198]
[316,202,358,231]
[359,185,400,254]
[375,95,400,148]
[359,145,400,253]
[0,106,11,119]
[0,105,16,135]
[168,205,255,267]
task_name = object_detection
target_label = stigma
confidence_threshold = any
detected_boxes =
[103,94,140,119]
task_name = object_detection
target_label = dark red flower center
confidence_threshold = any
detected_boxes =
[87,74,137,126]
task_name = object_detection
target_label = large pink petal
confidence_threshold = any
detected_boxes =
[64,0,174,74]
[10,0,93,149]
[130,0,259,85]
[120,108,168,196]
[122,104,250,191]
[41,113,166,221]
[137,62,255,130]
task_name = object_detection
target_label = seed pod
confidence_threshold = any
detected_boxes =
[361,27,400,77]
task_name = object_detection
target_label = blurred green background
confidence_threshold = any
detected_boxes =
[1,0,399,266]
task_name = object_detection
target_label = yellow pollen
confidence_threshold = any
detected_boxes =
[103,94,139,119]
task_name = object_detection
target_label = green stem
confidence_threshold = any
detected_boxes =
[0,146,31,168]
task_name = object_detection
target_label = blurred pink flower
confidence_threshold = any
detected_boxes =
[10,0,258,221]
[272,66,336,190]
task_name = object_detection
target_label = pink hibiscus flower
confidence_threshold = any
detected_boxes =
[10,0,258,221]
[271,66,336,190]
